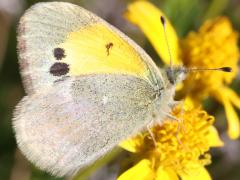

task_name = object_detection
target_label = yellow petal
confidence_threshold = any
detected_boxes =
[184,96,196,110]
[156,167,179,180]
[214,90,240,139]
[119,135,143,153]
[206,126,224,147]
[175,82,184,91]
[179,163,211,180]
[125,1,181,65]
[118,159,154,180]
[223,98,240,139]
[119,140,138,153]
[224,87,240,108]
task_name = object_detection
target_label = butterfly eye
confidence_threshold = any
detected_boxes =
[53,47,66,60]
[50,62,69,76]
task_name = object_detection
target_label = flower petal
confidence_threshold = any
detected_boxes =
[224,87,240,108]
[215,90,240,139]
[119,135,143,153]
[119,140,138,153]
[179,164,211,180]
[118,159,154,180]
[223,98,240,139]
[184,96,196,110]
[156,167,179,180]
[125,1,181,65]
[206,126,224,147]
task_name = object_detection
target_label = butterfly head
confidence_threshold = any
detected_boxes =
[165,66,186,85]
[160,16,232,86]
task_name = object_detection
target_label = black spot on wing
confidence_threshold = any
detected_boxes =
[50,62,69,76]
[53,48,66,60]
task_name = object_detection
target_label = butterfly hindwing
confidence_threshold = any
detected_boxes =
[13,74,155,176]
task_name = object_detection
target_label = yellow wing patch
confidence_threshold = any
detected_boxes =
[58,24,150,79]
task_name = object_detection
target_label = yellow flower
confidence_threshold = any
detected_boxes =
[125,1,240,139]
[180,17,240,139]
[118,101,223,180]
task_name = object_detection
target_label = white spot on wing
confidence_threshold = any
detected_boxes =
[102,96,108,105]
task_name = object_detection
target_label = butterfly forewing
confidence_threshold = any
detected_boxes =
[18,2,161,94]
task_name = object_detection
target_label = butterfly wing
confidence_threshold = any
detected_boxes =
[18,2,162,94]
[15,2,169,177]
[13,74,155,176]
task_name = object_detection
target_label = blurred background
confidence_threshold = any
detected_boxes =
[0,0,240,179]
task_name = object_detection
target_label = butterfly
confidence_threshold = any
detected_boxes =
[13,2,186,177]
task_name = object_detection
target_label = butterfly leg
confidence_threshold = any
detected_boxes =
[168,99,187,132]
[147,119,157,147]
[178,99,186,133]
[160,111,183,146]
[168,100,181,109]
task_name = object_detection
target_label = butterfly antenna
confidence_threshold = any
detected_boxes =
[160,16,232,75]
[160,16,173,70]
[184,66,232,73]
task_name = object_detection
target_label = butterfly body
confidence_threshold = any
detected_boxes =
[13,2,180,177]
